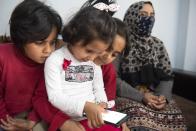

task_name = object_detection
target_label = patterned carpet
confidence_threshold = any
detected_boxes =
[173,94,196,131]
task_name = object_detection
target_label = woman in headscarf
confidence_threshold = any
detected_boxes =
[115,1,187,130]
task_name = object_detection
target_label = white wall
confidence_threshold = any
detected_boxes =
[45,0,87,24]
[175,0,189,70]
[0,0,22,35]
[0,0,195,72]
[184,0,196,71]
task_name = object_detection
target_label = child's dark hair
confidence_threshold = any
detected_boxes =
[81,0,117,16]
[113,17,128,44]
[113,18,129,56]
[62,7,116,47]
[10,0,62,50]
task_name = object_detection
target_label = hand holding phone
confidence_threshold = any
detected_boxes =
[101,110,129,127]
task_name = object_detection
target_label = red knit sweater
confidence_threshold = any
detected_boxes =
[0,43,70,130]
[102,63,117,101]
[0,43,43,122]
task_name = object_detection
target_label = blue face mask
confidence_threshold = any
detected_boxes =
[136,16,155,37]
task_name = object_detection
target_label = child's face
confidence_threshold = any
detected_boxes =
[69,40,109,62]
[23,28,57,64]
[94,35,126,65]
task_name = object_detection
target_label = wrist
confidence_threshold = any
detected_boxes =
[28,120,36,129]
[98,102,108,109]
[141,95,147,105]
[84,101,90,114]
[59,121,68,130]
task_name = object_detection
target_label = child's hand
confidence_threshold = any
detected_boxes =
[60,120,85,131]
[0,115,35,131]
[121,122,130,131]
[98,102,107,109]
[84,102,105,128]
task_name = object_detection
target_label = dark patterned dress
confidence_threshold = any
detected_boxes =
[116,97,187,131]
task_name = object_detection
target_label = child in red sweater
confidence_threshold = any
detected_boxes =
[94,17,127,107]
[0,0,62,130]
[94,18,128,131]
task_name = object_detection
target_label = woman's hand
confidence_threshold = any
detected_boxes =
[158,95,166,104]
[142,93,159,106]
[143,93,166,110]
[60,120,85,131]
[151,95,166,110]
[84,102,105,128]
[0,115,35,131]
[151,102,166,110]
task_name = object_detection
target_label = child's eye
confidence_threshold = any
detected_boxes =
[86,49,94,54]
[34,40,56,46]
[34,41,44,45]
[112,53,119,58]
[85,49,103,55]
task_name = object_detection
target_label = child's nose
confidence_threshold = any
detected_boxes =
[103,53,111,59]
[43,43,54,54]
[87,54,97,61]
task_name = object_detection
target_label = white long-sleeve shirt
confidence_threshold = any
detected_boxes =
[44,46,107,119]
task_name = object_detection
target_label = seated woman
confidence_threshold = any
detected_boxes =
[115,1,187,131]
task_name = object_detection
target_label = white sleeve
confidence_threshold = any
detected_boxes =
[44,54,86,117]
[92,65,108,103]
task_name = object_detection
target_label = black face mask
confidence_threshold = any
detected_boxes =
[136,16,155,37]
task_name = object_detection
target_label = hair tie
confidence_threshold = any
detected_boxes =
[93,2,120,12]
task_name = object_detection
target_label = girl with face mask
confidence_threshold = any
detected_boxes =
[115,1,187,131]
